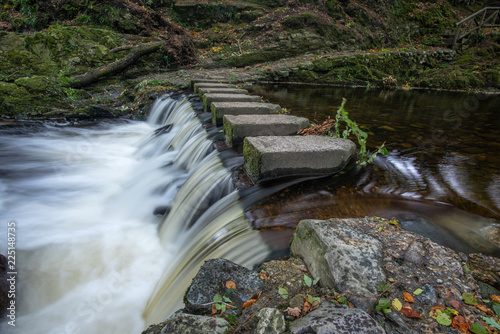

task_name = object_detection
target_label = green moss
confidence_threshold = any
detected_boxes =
[243,138,262,184]
[223,118,233,146]
[14,76,62,95]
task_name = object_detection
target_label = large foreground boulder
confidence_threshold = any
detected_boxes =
[289,302,385,334]
[184,258,264,315]
[142,313,229,334]
[290,219,386,311]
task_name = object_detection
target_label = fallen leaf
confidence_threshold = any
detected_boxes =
[242,299,256,309]
[470,322,488,334]
[392,298,402,311]
[211,304,217,314]
[401,306,423,319]
[450,300,461,309]
[303,300,312,315]
[414,288,424,295]
[462,292,477,305]
[285,307,301,318]
[404,292,415,303]
[295,265,308,272]
[452,315,470,333]
[475,304,494,315]
[226,281,236,290]
[429,309,441,319]
[481,316,500,330]
[436,312,452,326]
[259,273,268,280]
[491,295,500,303]
[431,305,446,310]
[278,287,288,299]
[492,303,500,316]
[251,291,262,300]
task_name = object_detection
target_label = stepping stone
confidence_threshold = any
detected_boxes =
[197,87,248,97]
[203,94,261,112]
[194,83,237,93]
[243,136,356,184]
[211,102,280,126]
[190,79,230,89]
[223,115,309,147]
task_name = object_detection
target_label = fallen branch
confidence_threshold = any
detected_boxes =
[69,41,164,88]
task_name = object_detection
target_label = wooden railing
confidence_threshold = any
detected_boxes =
[453,7,500,46]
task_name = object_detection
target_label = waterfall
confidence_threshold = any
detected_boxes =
[0,94,270,333]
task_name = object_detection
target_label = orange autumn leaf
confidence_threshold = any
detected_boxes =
[431,305,446,310]
[242,299,256,309]
[303,301,312,315]
[452,315,470,333]
[491,295,500,303]
[474,303,494,315]
[403,292,415,303]
[450,300,461,309]
[211,304,217,314]
[400,306,423,319]
[226,281,236,289]
[260,273,268,280]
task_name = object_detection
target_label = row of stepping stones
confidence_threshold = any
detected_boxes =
[191,79,356,184]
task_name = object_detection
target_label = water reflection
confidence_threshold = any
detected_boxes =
[246,84,500,255]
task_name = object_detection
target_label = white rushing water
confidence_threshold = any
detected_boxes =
[0,95,270,333]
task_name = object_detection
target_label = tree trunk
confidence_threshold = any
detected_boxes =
[69,42,163,88]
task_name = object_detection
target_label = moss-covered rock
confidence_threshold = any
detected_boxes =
[14,76,63,95]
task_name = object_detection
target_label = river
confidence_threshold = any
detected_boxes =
[0,87,498,332]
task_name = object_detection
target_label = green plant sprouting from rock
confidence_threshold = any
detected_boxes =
[298,98,388,165]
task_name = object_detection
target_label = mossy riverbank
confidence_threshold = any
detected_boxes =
[0,0,499,120]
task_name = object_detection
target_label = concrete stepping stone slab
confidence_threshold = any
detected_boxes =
[211,102,280,126]
[223,114,310,146]
[190,79,230,89]
[197,87,249,97]
[194,83,237,93]
[203,94,261,112]
[243,136,356,184]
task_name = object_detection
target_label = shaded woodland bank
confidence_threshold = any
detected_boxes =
[0,0,499,120]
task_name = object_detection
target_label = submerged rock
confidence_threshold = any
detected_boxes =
[184,258,264,315]
[289,302,385,334]
[290,219,386,310]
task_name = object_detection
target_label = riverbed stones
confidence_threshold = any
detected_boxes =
[289,302,386,334]
[243,136,356,184]
[203,93,261,111]
[184,258,264,315]
[211,101,281,125]
[223,115,309,146]
[254,308,286,334]
[141,313,229,334]
[290,219,386,311]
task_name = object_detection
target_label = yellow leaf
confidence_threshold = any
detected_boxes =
[429,309,442,319]
[392,298,402,311]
